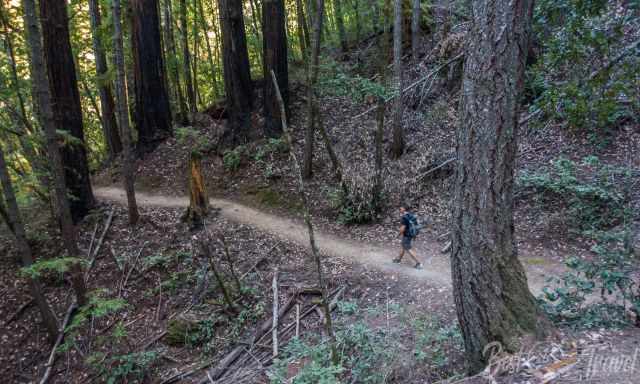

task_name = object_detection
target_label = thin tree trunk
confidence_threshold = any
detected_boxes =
[0,6,43,179]
[218,0,253,147]
[263,0,288,138]
[197,0,219,98]
[352,0,361,42]
[270,69,338,365]
[192,1,201,108]
[163,0,188,124]
[451,0,547,372]
[179,0,196,114]
[333,0,347,53]
[0,145,59,343]
[248,0,265,68]
[294,0,308,59]
[113,0,140,225]
[88,0,123,161]
[411,0,420,60]
[302,0,324,179]
[25,0,88,306]
[0,7,33,136]
[390,0,404,158]
[374,0,391,203]
[131,0,173,153]
[40,0,95,223]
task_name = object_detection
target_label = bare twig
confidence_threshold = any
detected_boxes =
[240,242,279,280]
[85,209,115,280]
[39,302,77,384]
[352,53,464,120]
[86,222,99,258]
[272,267,279,357]
[271,69,339,365]
[413,157,457,183]
[118,244,145,297]
[295,303,300,338]
[5,297,34,325]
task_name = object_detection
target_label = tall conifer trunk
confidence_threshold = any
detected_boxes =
[88,0,122,161]
[218,0,253,147]
[26,0,88,306]
[40,0,95,223]
[451,0,547,372]
[263,0,288,137]
[131,0,173,153]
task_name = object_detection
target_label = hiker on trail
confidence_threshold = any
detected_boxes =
[393,205,423,269]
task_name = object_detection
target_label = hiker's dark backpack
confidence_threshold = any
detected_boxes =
[405,213,423,238]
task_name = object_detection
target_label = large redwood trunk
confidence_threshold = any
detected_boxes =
[131,0,173,154]
[88,0,122,161]
[451,0,546,373]
[262,0,288,137]
[218,0,253,147]
[40,0,95,223]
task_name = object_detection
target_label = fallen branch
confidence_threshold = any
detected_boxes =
[118,244,144,297]
[441,241,452,254]
[39,302,77,384]
[86,222,99,259]
[351,53,464,120]
[414,157,457,183]
[588,38,640,81]
[5,297,34,325]
[198,290,300,383]
[240,242,279,280]
[85,209,115,280]
[437,231,451,242]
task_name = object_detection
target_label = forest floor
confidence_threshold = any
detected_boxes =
[3,52,640,383]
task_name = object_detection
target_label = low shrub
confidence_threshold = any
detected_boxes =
[518,156,628,234]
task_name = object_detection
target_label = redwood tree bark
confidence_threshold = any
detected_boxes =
[40,0,95,223]
[88,0,122,161]
[263,0,288,137]
[131,0,173,154]
[25,0,88,306]
[451,0,545,372]
[218,0,253,147]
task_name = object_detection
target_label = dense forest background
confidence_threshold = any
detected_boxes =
[1,0,639,383]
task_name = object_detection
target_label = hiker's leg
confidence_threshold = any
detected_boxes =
[407,249,420,264]
[394,249,405,263]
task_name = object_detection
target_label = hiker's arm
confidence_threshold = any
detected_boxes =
[399,225,405,236]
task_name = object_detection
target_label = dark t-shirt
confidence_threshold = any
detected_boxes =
[401,213,411,237]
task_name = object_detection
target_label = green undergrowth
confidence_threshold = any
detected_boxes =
[269,301,464,383]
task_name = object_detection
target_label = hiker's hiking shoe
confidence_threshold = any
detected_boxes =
[414,263,423,270]
[392,258,401,264]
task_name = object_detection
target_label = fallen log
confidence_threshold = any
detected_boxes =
[39,302,77,384]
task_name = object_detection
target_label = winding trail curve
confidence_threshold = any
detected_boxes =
[95,187,554,293]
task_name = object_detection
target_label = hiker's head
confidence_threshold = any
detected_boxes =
[399,205,407,215]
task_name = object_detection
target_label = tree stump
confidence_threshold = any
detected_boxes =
[183,152,209,228]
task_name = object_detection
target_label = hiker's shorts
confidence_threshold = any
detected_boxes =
[402,236,413,250]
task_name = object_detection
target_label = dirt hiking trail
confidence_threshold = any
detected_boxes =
[95,187,555,293]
